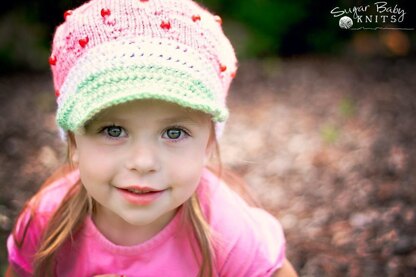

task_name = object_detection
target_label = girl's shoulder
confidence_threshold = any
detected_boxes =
[29,169,80,214]
[13,168,80,235]
[198,168,283,232]
[198,168,286,275]
[7,169,80,276]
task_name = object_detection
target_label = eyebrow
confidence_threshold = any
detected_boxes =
[156,115,206,125]
[89,114,206,126]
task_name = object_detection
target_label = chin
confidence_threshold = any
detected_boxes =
[121,209,174,227]
[119,213,157,226]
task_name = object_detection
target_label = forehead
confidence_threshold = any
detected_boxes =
[88,100,211,124]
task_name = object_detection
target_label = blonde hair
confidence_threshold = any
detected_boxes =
[14,131,224,277]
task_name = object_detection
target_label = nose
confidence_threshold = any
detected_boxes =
[125,139,160,174]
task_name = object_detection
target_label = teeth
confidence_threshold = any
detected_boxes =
[127,188,151,194]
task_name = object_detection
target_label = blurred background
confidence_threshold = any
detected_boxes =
[0,0,415,275]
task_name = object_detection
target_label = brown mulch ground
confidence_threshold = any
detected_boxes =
[1,56,415,276]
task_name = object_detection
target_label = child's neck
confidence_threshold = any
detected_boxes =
[92,205,177,246]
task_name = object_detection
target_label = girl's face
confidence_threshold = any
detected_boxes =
[71,100,213,238]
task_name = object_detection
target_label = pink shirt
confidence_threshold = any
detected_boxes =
[8,169,286,276]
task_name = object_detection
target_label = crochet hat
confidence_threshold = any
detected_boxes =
[50,0,237,133]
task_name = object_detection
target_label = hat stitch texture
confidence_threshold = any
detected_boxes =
[50,0,237,133]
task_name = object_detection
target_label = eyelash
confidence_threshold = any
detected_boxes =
[97,125,191,142]
[98,125,126,140]
[162,126,191,142]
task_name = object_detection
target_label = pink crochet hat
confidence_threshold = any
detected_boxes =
[50,0,237,133]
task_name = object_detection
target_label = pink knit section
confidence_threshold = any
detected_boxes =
[50,0,237,100]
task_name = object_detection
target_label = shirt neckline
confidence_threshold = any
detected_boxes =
[83,205,185,255]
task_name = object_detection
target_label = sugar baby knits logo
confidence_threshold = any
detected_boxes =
[330,1,414,30]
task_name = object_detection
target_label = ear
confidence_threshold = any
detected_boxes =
[205,138,215,157]
[204,127,216,164]
[67,132,79,164]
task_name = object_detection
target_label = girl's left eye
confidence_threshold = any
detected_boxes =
[101,126,126,138]
[162,127,189,141]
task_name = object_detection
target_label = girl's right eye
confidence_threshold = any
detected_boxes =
[100,126,126,138]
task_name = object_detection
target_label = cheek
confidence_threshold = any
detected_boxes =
[76,144,118,182]
[165,144,207,186]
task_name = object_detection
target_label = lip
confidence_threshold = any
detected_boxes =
[116,186,165,206]
[121,185,162,192]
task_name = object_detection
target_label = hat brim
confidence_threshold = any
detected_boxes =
[56,64,228,132]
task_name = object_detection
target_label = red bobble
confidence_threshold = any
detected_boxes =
[214,15,222,25]
[55,90,60,97]
[230,71,237,78]
[160,21,171,30]
[101,8,111,17]
[48,55,57,66]
[140,0,149,2]
[192,15,201,22]
[64,10,73,20]
[79,37,89,48]
[220,64,227,72]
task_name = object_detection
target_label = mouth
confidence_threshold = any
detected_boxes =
[116,185,165,205]
[124,188,159,194]
[120,186,163,194]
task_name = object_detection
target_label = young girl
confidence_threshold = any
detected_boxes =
[6,0,297,276]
